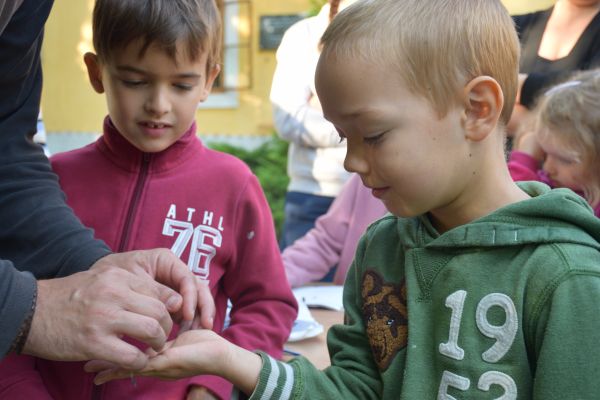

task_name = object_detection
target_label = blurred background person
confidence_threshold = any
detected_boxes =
[270,0,357,250]
[283,174,387,287]
[508,0,600,137]
[509,69,600,217]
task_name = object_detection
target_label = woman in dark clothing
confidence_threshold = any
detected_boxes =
[508,0,600,136]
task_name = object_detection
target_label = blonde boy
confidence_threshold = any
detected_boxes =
[0,0,297,399]
[90,0,600,398]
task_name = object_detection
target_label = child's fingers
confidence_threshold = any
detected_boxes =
[195,277,215,330]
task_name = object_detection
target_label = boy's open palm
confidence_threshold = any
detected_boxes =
[87,329,263,396]
[87,330,229,384]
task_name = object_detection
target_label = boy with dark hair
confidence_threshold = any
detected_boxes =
[0,0,296,399]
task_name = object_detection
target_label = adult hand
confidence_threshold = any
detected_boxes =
[99,249,214,328]
[86,330,262,395]
[22,249,215,370]
[507,73,530,138]
[507,103,532,138]
[187,386,219,400]
[516,73,528,103]
[514,130,545,162]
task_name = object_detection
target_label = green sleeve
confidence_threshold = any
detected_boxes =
[249,234,383,400]
[532,273,600,399]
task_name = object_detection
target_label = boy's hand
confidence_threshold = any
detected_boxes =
[85,330,262,395]
[187,386,219,400]
[178,277,214,333]
[86,330,230,382]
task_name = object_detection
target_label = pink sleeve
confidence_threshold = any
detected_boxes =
[0,354,53,399]
[282,176,359,287]
[189,175,298,399]
[508,151,544,182]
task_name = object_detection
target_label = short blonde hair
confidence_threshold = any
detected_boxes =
[320,0,519,124]
[535,69,600,206]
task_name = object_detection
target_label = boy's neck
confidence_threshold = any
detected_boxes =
[429,147,530,234]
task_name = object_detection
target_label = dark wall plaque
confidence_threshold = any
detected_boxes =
[259,14,304,50]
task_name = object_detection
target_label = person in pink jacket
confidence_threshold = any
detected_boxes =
[0,1,297,399]
[283,174,387,287]
[508,69,600,217]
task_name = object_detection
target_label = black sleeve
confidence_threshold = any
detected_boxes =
[512,13,534,39]
[0,260,36,356]
[0,0,110,356]
[519,71,562,108]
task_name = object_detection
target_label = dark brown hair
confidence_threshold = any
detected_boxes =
[92,0,222,70]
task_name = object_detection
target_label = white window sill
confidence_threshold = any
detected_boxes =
[198,91,239,109]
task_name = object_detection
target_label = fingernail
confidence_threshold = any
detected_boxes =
[166,295,180,309]
[179,319,192,332]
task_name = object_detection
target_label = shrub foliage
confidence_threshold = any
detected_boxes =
[209,136,289,238]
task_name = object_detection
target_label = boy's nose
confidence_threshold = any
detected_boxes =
[145,88,171,116]
[344,144,369,174]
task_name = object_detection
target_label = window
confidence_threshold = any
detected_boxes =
[200,0,252,109]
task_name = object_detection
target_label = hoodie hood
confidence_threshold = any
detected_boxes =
[397,181,600,252]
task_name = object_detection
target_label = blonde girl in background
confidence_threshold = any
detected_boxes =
[509,68,600,216]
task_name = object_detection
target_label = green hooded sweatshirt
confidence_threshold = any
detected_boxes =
[249,182,600,400]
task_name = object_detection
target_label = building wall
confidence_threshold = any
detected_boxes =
[504,0,554,14]
[40,0,555,140]
[41,0,309,138]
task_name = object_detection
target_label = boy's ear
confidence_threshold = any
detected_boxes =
[199,64,221,102]
[83,52,105,94]
[461,76,503,142]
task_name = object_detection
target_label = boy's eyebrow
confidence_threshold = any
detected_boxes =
[339,108,383,118]
[115,65,202,79]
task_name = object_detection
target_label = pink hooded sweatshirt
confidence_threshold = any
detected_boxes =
[0,118,297,400]
[283,174,388,287]
[508,150,600,217]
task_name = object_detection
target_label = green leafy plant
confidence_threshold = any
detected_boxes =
[209,136,289,238]
[309,0,327,16]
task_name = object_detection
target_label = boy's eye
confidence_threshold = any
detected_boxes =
[334,127,346,143]
[364,131,386,145]
[122,79,146,87]
[174,83,194,91]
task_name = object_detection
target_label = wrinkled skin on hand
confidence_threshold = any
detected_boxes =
[23,249,215,370]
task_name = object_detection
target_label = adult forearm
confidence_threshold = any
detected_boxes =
[272,103,342,148]
[0,0,23,36]
[0,0,108,276]
[0,152,111,277]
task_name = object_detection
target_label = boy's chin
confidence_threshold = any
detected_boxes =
[385,204,419,219]
[129,139,176,154]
